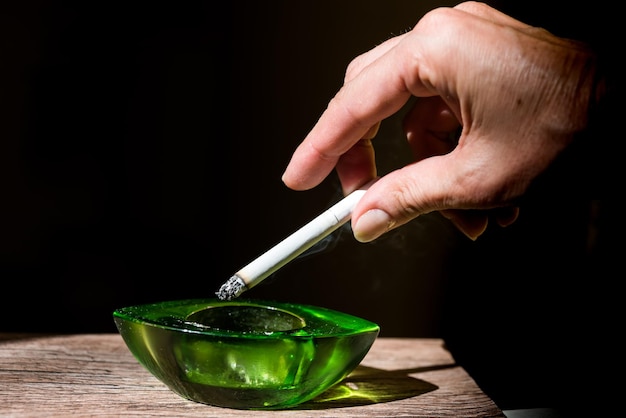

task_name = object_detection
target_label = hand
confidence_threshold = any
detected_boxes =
[402,95,520,239]
[281,1,597,241]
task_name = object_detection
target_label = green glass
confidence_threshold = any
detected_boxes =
[113,298,380,410]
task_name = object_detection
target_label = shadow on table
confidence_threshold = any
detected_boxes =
[294,363,455,410]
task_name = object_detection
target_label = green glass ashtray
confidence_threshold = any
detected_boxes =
[113,298,380,410]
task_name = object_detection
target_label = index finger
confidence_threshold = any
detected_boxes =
[281,37,430,191]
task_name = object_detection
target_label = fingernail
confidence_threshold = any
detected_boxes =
[353,209,395,243]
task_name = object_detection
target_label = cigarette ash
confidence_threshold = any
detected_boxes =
[216,275,247,301]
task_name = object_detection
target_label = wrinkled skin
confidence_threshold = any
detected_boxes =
[281,1,597,241]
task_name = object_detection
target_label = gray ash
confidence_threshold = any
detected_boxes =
[216,275,247,301]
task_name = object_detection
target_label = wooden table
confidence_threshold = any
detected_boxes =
[0,333,504,417]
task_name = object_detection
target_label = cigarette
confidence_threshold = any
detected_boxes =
[216,179,376,300]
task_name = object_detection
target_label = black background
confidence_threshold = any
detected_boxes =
[1,0,462,334]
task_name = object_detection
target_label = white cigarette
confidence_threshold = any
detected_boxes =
[216,179,376,300]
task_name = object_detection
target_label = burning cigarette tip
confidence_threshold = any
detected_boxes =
[216,275,247,301]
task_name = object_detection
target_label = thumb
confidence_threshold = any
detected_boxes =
[351,155,458,242]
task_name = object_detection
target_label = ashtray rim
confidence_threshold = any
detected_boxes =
[113,298,380,340]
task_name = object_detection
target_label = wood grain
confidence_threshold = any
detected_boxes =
[0,334,504,417]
